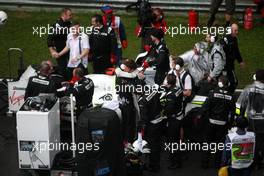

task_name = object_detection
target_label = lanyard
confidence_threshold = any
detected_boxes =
[79,36,82,55]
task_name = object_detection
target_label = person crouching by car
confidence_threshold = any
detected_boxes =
[57,68,94,118]
[25,62,56,100]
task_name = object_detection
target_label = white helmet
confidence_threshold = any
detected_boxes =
[0,11,8,25]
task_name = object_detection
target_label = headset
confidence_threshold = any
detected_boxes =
[158,15,163,21]
[175,58,184,71]
[253,74,256,81]
[175,64,181,71]
[120,64,126,70]
[210,35,216,43]
[218,81,224,88]
[218,78,230,88]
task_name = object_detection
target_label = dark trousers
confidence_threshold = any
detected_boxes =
[202,122,228,167]
[140,28,153,52]
[208,0,236,27]
[116,47,123,66]
[256,0,264,13]
[227,70,238,93]
[92,56,112,74]
[228,167,252,176]
[255,133,264,167]
[120,104,136,143]
[145,122,164,169]
[167,118,182,165]
[56,53,69,80]
[210,0,236,15]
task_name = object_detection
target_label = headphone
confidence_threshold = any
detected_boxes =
[170,55,181,70]
[175,57,184,71]
[210,35,216,43]
[218,79,230,88]
[253,74,256,81]
[120,64,126,70]
[175,64,181,71]
[218,81,224,88]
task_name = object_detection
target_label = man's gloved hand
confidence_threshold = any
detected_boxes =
[122,40,128,49]
[135,25,142,37]
[144,45,151,52]
[57,86,67,92]
[132,138,150,154]
[111,54,117,65]
[70,76,80,84]
[142,60,149,69]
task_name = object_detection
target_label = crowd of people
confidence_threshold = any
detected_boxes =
[24,4,264,176]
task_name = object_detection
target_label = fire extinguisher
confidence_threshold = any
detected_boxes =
[244,8,254,30]
[188,10,198,31]
[253,0,261,4]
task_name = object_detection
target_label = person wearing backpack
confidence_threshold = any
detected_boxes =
[166,57,193,97]
[163,56,196,119]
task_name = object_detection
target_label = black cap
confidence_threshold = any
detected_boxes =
[236,117,249,129]
[176,57,184,67]
[256,69,264,83]
[150,29,164,40]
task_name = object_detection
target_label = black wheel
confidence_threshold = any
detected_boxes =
[0,81,8,115]
[19,170,39,176]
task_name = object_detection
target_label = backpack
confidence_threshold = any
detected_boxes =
[0,80,8,115]
[180,71,196,103]
[76,107,126,176]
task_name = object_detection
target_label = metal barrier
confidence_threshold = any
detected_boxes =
[7,48,24,79]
